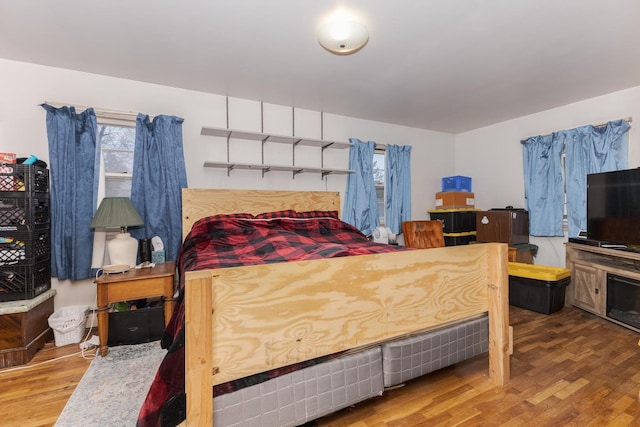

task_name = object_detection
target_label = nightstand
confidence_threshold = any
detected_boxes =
[95,261,175,356]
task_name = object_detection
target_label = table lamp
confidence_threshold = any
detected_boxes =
[90,197,144,268]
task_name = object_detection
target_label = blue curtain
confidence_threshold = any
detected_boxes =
[521,134,565,237]
[562,119,630,237]
[130,114,188,263]
[385,144,412,235]
[522,119,630,237]
[42,105,99,281]
[343,138,378,235]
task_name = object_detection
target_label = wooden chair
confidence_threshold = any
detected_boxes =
[402,220,445,249]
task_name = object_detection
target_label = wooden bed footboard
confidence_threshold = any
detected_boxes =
[184,242,510,426]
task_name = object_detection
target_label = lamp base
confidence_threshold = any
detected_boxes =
[107,232,138,268]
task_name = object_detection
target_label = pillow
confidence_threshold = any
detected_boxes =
[296,210,339,219]
[254,210,297,219]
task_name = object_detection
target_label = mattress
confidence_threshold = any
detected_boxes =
[212,346,384,427]
[382,314,489,387]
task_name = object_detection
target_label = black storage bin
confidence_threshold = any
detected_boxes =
[0,164,49,194]
[108,305,164,346]
[429,209,477,233]
[508,263,571,314]
[0,258,51,302]
[444,231,476,246]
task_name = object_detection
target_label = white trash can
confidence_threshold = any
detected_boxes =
[47,305,89,346]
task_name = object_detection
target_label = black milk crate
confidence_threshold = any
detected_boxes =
[0,258,51,302]
[0,194,50,228]
[0,228,50,266]
[0,164,49,194]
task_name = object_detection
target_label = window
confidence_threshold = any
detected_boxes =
[93,117,137,267]
[97,120,135,197]
[373,149,385,224]
[522,120,630,237]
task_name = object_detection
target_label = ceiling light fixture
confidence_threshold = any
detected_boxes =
[317,20,369,55]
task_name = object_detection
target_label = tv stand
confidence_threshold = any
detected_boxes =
[565,242,640,333]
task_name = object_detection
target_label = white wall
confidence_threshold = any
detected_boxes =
[0,58,454,311]
[455,86,640,268]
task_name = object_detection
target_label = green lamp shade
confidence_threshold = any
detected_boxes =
[90,197,143,229]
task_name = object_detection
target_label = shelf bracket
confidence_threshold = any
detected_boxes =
[261,137,268,177]
[292,140,301,176]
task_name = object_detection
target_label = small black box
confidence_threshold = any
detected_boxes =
[108,306,164,346]
[508,263,571,314]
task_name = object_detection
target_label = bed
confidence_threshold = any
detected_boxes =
[138,189,510,426]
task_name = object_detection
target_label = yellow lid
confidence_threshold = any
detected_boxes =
[508,262,571,281]
[428,208,479,213]
[443,231,477,237]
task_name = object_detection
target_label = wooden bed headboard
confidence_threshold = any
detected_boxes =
[181,188,341,240]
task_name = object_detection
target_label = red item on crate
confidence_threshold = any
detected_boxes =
[0,153,16,165]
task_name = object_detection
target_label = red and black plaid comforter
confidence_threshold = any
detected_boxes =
[137,216,406,427]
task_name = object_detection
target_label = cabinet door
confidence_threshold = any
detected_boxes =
[572,263,605,315]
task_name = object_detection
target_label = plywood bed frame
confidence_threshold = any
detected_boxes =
[180,188,511,426]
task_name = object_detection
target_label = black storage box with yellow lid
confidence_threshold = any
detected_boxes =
[508,262,571,314]
[428,209,477,233]
[444,231,477,246]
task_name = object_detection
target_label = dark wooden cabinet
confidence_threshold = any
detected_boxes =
[0,288,54,368]
[476,210,529,245]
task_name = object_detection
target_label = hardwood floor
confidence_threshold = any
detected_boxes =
[0,339,94,427]
[2,306,640,426]
[318,306,640,426]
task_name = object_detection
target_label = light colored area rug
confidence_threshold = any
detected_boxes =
[55,341,166,427]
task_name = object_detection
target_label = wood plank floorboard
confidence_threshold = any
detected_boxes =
[1,306,640,426]
[317,306,640,427]
[0,338,95,427]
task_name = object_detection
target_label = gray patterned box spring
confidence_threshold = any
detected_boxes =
[382,314,489,387]
[211,315,489,426]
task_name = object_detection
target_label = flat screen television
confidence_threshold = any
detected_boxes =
[587,168,640,248]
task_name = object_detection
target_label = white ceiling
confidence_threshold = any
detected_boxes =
[1,1,639,134]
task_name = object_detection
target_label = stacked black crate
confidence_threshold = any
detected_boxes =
[0,164,51,302]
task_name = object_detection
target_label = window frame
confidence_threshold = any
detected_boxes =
[373,147,386,225]
[96,114,136,198]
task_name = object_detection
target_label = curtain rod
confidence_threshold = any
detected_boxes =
[41,101,147,121]
[520,117,633,142]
